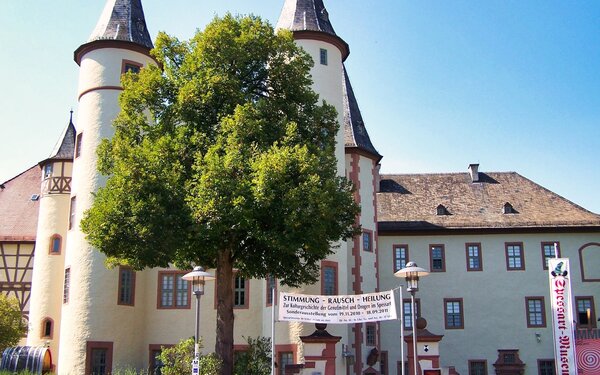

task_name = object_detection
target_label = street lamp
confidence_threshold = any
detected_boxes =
[395,262,429,375]
[182,266,215,363]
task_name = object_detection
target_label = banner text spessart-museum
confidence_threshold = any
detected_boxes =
[278,290,397,324]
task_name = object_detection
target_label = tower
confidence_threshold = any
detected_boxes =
[277,1,382,373]
[57,1,156,373]
[27,114,76,367]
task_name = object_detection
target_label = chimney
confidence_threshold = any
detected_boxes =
[468,164,480,182]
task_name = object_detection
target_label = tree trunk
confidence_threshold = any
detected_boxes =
[215,248,235,374]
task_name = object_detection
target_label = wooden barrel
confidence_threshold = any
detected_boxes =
[0,346,52,374]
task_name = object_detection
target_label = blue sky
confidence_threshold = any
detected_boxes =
[1,1,598,213]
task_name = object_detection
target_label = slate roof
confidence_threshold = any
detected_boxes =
[378,171,600,232]
[343,66,381,160]
[43,115,76,163]
[277,0,338,35]
[276,0,349,60]
[87,0,153,49]
[0,166,41,241]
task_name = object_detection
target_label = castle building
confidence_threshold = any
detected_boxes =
[1,1,599,375]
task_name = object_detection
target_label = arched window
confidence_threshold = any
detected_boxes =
[41,317,53,339]
[49,234,62,255]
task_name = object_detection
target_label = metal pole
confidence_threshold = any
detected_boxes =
[194,290,201,359]
[411,291,418,375]
[400,287,405,375]
[271,286,276,375]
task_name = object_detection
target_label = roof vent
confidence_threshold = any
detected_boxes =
[437,204,450,216]
[31,194,40,201]
[469,164,480,182]
[503,202,518,214]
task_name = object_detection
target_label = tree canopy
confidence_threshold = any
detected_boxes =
[81,14,359,374]
[0,294,27,351]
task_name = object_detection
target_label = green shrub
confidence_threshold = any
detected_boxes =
[157,338,221,375]
[0,295,27,352]
[233,336,272,375]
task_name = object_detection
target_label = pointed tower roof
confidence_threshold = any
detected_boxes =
[276,0,349,60]
[343,66,381,161]
[41,112,77,164]
[75,0,154,65]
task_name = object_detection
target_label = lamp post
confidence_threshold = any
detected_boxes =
[182,266,215,364]
[395,262,429,375]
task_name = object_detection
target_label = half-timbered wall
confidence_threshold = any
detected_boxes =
[0,241,35,320]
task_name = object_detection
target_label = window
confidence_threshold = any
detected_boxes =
[466,243,482,271]
[575,297,596,328]
[118,267,135,306]
[75,133,83,158]
[469,360,487,375]
[444,298,464,329]
[122,60,142,74]
[526,297,546,327]
[86,341,113,375]
[538,359,555,375]
[278,351,294,375]
[363,231,373,252]
[41,317,53,339]
[394,245,409,272]
[234,275,248,308]
[149,344,171,375]
[321,261,337,295]
[503,202,517,214]
[157,271,190,309]
[505,243,525,270]
[69,196,76,230]
[43,163,53,178]
[436,204,449,215]
[403,299,420,329]
[366,323,376,346]
[49,234,62,255]
[430,245,446,272]
[63,268,71,304]
[541,242,560,270]
[266,275,277,306]
[319,48,328,65]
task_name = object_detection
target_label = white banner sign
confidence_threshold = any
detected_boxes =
[278,290,397,324]
[549,258,578,375]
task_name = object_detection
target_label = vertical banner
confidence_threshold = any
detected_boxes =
[548,258,578,375]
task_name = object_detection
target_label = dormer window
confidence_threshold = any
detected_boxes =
[503,202,517,214]
[437,204,450,216]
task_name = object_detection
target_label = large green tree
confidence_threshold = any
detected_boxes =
[81,14,359,374]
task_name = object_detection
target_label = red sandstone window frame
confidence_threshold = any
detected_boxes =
[429,244,446,272]
[121,59,143,74]
[402,298,420,329]
[541,242,560,270]
[537,359,555,375]
[321,260,338,296]
[157,271,191,310]
[444,298,464,329]
[275,344,297,375]
[468,360,487,375]
[525,296,546,328]
[85,341,113,375]
[148,344,173,373]
[465,243,482,271]
[233,274,250,309]
[505,242,525,271]
[379,351,388,375]
[575,296,597,329]
[118,266,136,306]
[393,244,409,273]
[41,317,54,339]
[49,234,62,255]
